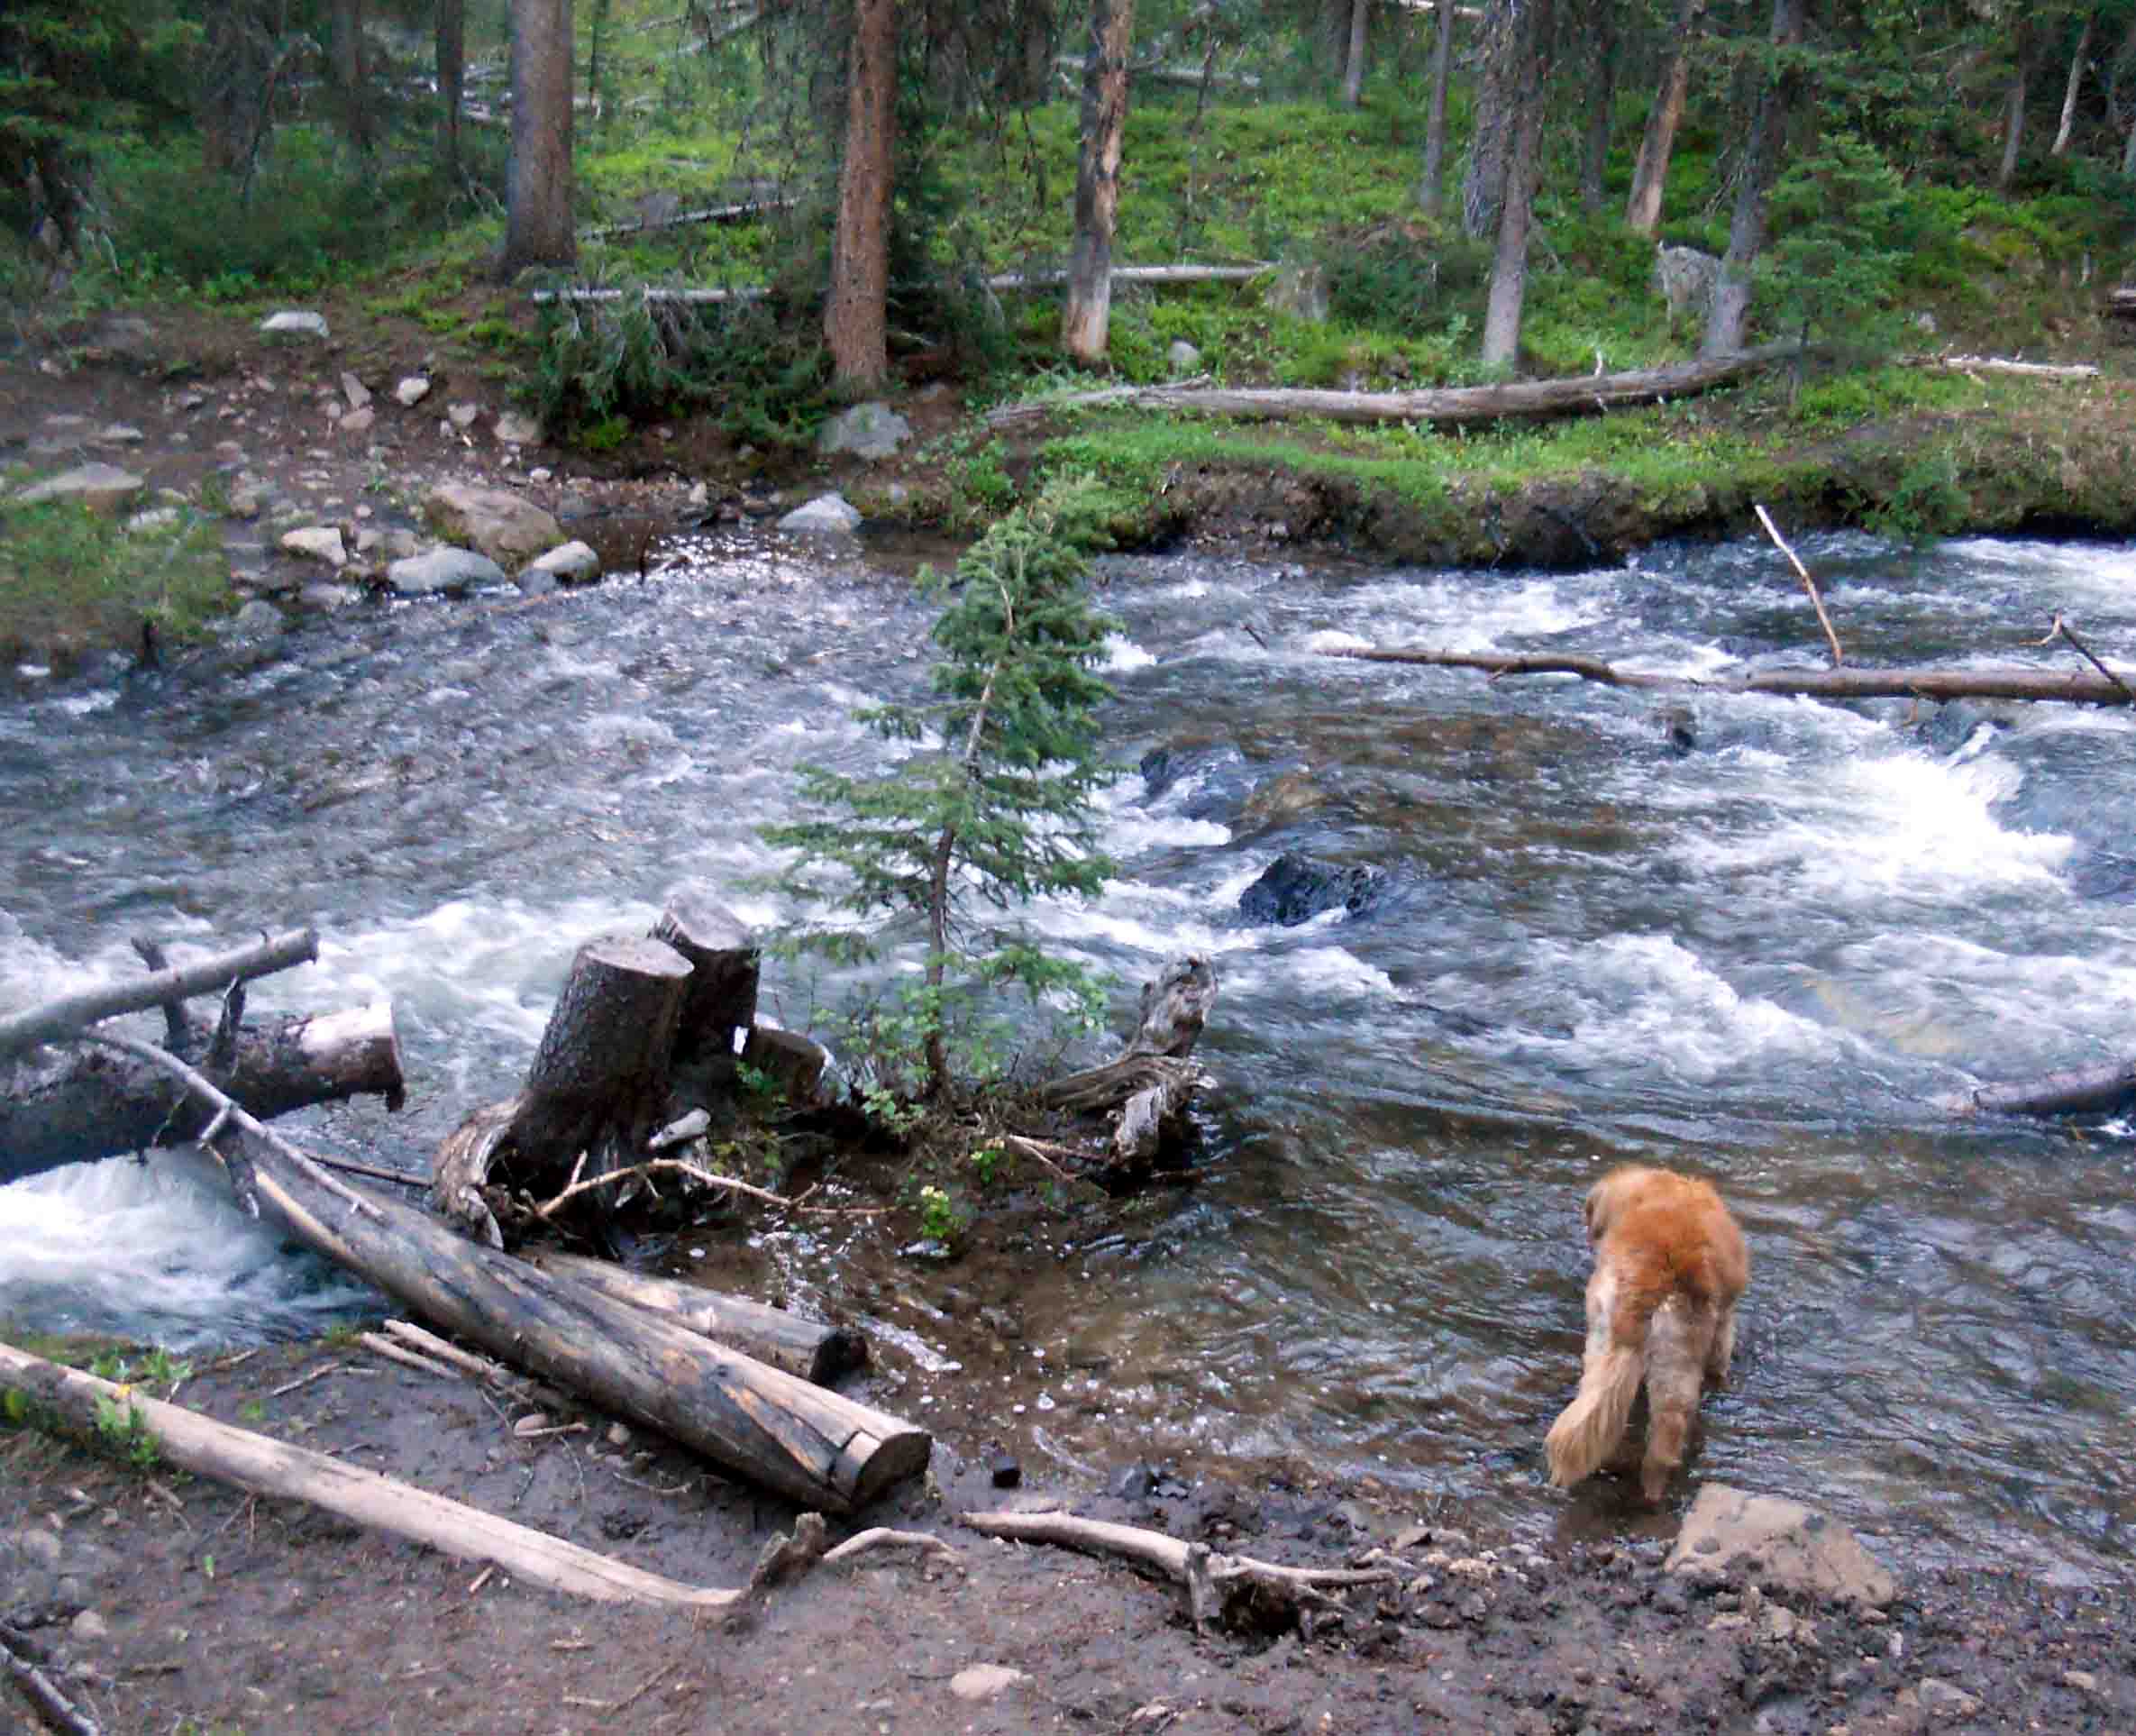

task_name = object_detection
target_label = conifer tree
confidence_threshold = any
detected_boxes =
[762,478,1122,1101]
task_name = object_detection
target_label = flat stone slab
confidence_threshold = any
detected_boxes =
[388,546,507,596]
[778,491,863,535]
[1666,1484,1895,1608]
[423,480,563,571]
[280,527,347,567]
[14,462,146,514]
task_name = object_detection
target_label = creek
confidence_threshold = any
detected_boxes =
[3,524,2134,1578]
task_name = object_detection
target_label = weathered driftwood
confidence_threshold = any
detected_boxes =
[0,999,403,1184]
[1036,956,1218,1168]
[963,1507,1393,1633]
[0,1339,944,1606]
[432,934,694,1241]
[1947,1057,2136,1119]
[527,1251,868,1384]
[0,927,320,1056]
[653,890,758,1076]
[78,1032,931,1512]
[1326,645,2136,707]
[986,341,1802,430]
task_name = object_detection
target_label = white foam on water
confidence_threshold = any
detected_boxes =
[1340,574,1612,650]
[0,1149,374,1348]
[1301,627,1374,654]
[1520,932,1850,1084]
[1102,634,1156,672]
[1673,743,2071,906]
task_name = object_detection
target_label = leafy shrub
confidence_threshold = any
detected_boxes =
[1321,226,1492,338]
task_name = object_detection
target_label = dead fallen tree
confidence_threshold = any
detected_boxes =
[531,262,1268,307]
[963,1507,1393,1634]
[1324,645,2136,707]
[580,195,792,242]
[1947,1056,2136,1119]
[73,1028,930,1512]
[986,340,1801,431]
[0,1338,949,1607]
[0,929,405,1183]
[1036,955,1219,1173]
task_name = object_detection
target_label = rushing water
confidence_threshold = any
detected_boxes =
[5,525,2136,1578]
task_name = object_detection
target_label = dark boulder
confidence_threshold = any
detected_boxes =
[1237,852,1387,927]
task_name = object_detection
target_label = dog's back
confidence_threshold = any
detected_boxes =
[1545,1165,1748,1502]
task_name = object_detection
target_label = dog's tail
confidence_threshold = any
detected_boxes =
[1544,1286,1657,1490]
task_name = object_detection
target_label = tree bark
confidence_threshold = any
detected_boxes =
[1997,19,2036,191]
[986,339,1798,428]
[1460,0,1518,239]
[2052,11,2093,156]
[1625,0,1706,237]
[330,0,373,153]
[502,0,577,273]
[1949,1056,2136,1119]
[1481,0,1553,368]
[826,0,898,390]
[1063,0,1136,366]
[1702,0,1808,356]
[527,1252,868,1383]
[650,891,758,1074]
[0,1001,403,1184]
[436,0,466,176]
[431,936,692,1241]
[1036,957,1216,1170]
[1418,0,1457,215]
[1580,0,1616,213]
[1341,0,1368,107]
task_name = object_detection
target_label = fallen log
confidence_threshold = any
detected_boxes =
[531,263,1270,307]
[580,195,791,242]
[1325,646,2136,707]
[78,1032,931,1512]
[963,1507,1393,1633]
[1946,1057,2136,1119]
[0,927,319,1056]
[0,1338,945,1606]
[526,1251,868,1384]
[0,999,404,1183]
[985,341,1802,431]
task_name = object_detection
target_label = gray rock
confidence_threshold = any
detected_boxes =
[422,480,563,571]
[525,539,600,585]
[13,1527,62,1570]
[1654,246,1721,318]
[69,1610,109,1642]
[778,491,863,536]
[1166,339,1202,373]
[395,375,432,407]
[516,566,559,598]
[279,526,347,567]
[125,507,184,535]
[494,410,544,447]
[447,402,482,430]
[14,462,146,514]
[817,401,912,461]
[227,599,288,639]
[1267,262,1330,323]
[383,528,424,561]
[388,546,507,596]
[96,424,146,444]
[948,1665,1028,1704]
[1665,1485,1895,1608]
[340,405,376,435]
[1915,1678,1982,1719]
[259,309,330,340]
[340,371,372,411]
[297,581,362,612]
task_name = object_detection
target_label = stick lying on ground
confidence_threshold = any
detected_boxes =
[0,1339,953,1608]
[963,1507,1394,1633]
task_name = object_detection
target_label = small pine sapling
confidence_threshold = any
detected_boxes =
[762,475,1123,1102]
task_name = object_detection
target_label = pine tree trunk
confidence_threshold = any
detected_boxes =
[1624,0,1705,237]
[1702,0,1807,357]
[2053,13,2092,156]
[826,0,898,390]
[436,0,466,177]
[1418,0,1457,215]
[1460,0,1518,239]
[1341,0,1368,107]
[501,0,577,274]
[1997,23,2033,190]
[1063,0,1135,367]
[1580,0,1616,213]
[1482,0,1553,367]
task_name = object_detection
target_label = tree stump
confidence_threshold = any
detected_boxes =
[651,889,759,1083]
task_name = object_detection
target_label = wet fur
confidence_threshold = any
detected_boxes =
[1544,1165,1748,1503]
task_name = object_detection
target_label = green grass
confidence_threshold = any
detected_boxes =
[0,496,233,657]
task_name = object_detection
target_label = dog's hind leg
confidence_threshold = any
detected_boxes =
[1638,1299,1706,1504]
[1705,1300,1738,1385]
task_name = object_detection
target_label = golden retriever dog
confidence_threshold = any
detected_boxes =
[1545,1165,1748,1503]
